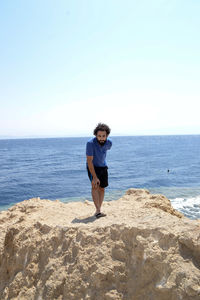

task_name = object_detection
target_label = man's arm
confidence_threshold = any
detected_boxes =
[87,156,100,188]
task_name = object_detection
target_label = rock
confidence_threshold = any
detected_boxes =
[0,189,200,300]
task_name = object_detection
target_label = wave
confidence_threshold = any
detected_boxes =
[170,195,200,220]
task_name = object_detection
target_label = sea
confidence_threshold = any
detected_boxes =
[0,135,200,220]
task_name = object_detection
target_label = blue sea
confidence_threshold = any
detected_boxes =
[0,135,200,219]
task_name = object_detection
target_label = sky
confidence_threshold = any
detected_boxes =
[0,0,200,137]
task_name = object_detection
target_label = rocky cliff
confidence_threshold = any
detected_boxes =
[0,189,200,300]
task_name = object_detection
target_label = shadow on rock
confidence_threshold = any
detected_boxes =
[72,215,96,224]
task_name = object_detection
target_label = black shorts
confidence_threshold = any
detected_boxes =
[87,166,108,188]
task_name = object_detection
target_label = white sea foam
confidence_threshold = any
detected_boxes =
[170,195,200,219]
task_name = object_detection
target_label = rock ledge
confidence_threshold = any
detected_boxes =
[0,189,200,300]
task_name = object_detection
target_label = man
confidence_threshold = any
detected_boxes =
[86,123,112,218]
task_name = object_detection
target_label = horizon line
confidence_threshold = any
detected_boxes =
[0,133,200,140]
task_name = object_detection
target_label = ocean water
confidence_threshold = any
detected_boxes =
[0,135,200,219]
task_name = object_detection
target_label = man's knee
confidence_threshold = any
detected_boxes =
[91,185,104,192]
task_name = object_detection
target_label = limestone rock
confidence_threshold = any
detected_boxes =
[0,189,200,300]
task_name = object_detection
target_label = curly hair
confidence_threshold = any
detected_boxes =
[93,123,111,136]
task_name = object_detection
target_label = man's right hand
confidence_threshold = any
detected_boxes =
[92,177,100,189]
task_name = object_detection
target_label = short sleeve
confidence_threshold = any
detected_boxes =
[86,142,94,156]
[107,139,112,150]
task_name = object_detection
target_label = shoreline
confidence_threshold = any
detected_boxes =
[1,187,200,220]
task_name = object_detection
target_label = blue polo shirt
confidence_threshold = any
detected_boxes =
[86,137,112,167]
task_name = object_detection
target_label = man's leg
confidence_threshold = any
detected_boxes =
[91,186,105,215]
[92,187,101,214]
[98,187,105,211]
[90,167,107,216]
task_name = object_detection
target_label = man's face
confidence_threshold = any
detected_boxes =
[96,130,107,146]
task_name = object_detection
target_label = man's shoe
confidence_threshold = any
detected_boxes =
[95,212,106,218]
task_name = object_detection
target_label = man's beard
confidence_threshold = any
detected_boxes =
[97,140,106,146]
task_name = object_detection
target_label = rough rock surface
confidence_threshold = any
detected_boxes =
[0,188,200,300]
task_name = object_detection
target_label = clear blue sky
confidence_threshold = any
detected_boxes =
[1,0,200,137]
